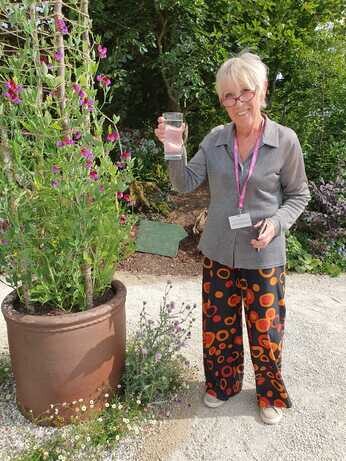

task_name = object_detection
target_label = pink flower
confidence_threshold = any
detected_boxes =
[119,214,127,225]
[123,193,131,203]
[73,131,82,141]
[55,17,68,35]
[89,170,99,181]
[155,352,162,362]
[121,151,131,160]
[72,83,84,97]
[80,148,94,161]
[97,44,107,59]
[80,96,94,112]
[51,179,59,188]
[96,74,111,88]
[85,159,93,170]
[116,161,125,170]
[56,136,74,148]
[4,80,23,104]
[99,185,105,193]
[54,50,63,61]
[106,131,119,143]
[51,165,60,174]
[117,192,123,199]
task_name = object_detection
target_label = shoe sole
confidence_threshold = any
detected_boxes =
[260,413,283,425]
[203,396,226,408]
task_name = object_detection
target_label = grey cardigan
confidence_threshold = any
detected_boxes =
[167,116,310,269]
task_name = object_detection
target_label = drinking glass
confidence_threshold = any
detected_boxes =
[163,112,184,160]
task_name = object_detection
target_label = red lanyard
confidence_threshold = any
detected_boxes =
[233,119,264,211]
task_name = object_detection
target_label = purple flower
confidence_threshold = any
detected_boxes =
[89,170,98,181]
[51,165,60,174]
[73,131,82,141]
[4,80,23,104]
[141,347,148,357]
[155,352,162,362]
[97,44,107,59]
[80,147,94,161]
[55,17,68,35]
[51,179,59,188]
[121,151,131,161]
[80,96,94,112]
[72,83,84,98]
[96,74,111,88]
[56,136,74,148]
[85,159,93,170]
[54,50,63,62]
[106,131,119,143]
[1,239,9,245]
[116,161,125,170]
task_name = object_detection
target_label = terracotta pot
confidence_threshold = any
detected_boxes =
[1,280,126,426]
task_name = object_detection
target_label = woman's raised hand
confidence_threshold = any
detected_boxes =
[154,116,166,144]
[154,115,186,146]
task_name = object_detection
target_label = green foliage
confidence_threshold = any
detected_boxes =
[286,232,322,273]
[121,282,196,404]
[0,2,134,311]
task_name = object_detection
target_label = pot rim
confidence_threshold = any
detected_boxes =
[1,279,126,331]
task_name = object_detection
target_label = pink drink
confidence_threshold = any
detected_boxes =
[163,112,183,160]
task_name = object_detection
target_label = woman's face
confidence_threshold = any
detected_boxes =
[219,80,263,129]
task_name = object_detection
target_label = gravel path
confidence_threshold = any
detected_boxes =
[1,272,346,461]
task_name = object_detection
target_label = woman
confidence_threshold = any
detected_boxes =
[154,51,310,425]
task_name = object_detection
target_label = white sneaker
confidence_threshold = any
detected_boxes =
[260,406,283,425]
[203,392,226,408]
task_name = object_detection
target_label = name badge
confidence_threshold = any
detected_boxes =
[228,212,252,229]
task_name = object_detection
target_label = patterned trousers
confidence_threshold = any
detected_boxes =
[202,257,292,408]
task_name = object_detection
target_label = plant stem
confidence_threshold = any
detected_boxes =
[54,1,68,133]
[82,263,93,309]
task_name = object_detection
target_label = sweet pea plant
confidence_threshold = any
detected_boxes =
[0,1,134,312]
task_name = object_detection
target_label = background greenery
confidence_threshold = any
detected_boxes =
[90,1,346,274]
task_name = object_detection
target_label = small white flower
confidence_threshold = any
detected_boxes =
[115,435,120,441]
[62,402,67,406]
[134,426,140,435]
[72,400,77,405]
[79,398,84,402]
[54,408,59,414]
[86,436,91,442]
[105,402,109,408]
[50,415,54,419]
[75,435,80,440]
[50,404,54,409]
[97,417,103,422]
[104,393,109,398]
[117,384,122,389]
[89,400,94,405]
[136,399,141,405]
[81,405,87,412]
[118,403,123,410]
[81,444,85,450]
[122,417,129,424]
[111,403,116,409]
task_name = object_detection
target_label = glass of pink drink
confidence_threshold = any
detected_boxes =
[163,112,184,160]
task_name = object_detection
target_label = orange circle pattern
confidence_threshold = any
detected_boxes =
[202,258,291,408]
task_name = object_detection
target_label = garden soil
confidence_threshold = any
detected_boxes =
[1,183,346,460]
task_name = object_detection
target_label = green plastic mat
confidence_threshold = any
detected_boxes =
[136,219,188,257]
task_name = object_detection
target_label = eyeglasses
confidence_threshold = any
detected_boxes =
[221,89,256,107]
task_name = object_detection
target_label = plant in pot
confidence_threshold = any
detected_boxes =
[0,0,134,426]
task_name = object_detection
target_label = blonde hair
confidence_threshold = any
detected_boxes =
[215,51,268,108]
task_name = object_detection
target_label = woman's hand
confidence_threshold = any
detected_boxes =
[251,219,276,251]
[154,116,186,145]
[154,116,166,144]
